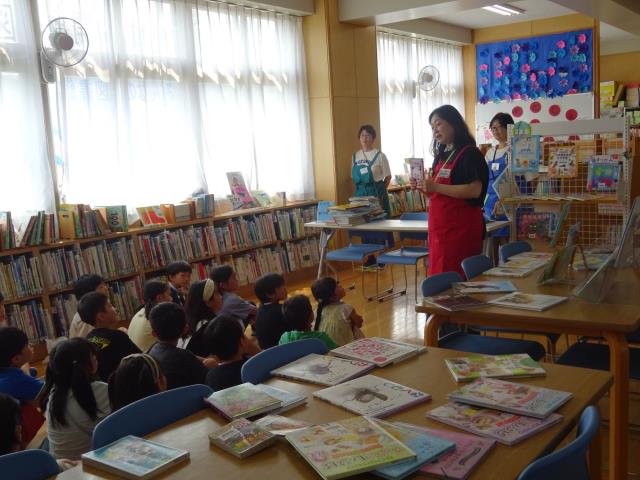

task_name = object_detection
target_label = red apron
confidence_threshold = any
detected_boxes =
[428,146,484,278]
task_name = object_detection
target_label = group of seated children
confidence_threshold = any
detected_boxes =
[0,255,365,464]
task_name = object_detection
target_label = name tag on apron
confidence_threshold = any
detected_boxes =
[360,167,368,175]
[492,163,500,171]
[439,168,452,179]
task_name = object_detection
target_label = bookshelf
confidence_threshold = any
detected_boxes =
[387,185,427,217]
[0,200,319,360]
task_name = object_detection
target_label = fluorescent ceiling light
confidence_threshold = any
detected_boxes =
[482,4,525,16]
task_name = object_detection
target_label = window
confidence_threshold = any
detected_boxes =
[377,31,464,174]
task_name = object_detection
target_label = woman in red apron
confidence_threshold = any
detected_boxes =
[414,105,489,278]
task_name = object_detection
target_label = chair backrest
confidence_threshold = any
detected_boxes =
[461,254,492,280]
[517,406,600,480]
[421,271,464,297]
[349,230,394,247]
[399,211,428,242]
[0,449,60,480]
[92,384,212,449]
[499,240,532,263]
[241,339,329,384]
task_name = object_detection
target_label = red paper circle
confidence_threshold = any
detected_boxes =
[543,136,556,142]
[530,118,540,124]
[530,101,541,113]
[568,135,581,141]
[565,109,578,121]
[512,106,523,118]
[549,104,561,116]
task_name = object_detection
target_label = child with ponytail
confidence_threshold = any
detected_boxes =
[41,338,111,460]
[310,277,364,347]
[108,353,166,410]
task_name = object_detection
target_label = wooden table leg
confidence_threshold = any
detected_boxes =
[603,332,629,480]
[424,314,445,347]
[588,416,602,480]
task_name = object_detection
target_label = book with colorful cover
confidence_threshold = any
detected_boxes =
[204,383,282,420]
[330,337,419,367]
[444,354,546,383]
[96,206,128,233]
[548,146,577,178]
[226,172,257,208]
[487,292,568,312]
[517,211,556,242]
[254,384,307,413]
[313,374,431,417]
[285,416,416,480]
[573,251,610,271]
[405,158,425,182]
[448,377,572,419]
[251,190,272,208]
[511,135,540,174]
[451,281,517,295]
[81,435,189,480]
[371,419,456,480]
[208,418,276,458]
[509,252,554,261]
[587,155,621,192]
[136,206,168,227]
[424,294,488,312]
[371,337,426,354]
[317,201,336,222]
[254,415,312,436]
[271,353,375,386]
[396,425,496,480]
[483,266,532,278]
[426,402,563,446]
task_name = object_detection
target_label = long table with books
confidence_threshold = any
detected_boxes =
[57,346,611,480]
[305,220,510,279]
[416,266,640,480]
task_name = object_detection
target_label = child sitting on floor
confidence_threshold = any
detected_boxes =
[0,327,43,405]
[204,315,251,391]
[41,338,111,460]
[128,280,172,352]
[210,265,257,329]
[182,279,223,360]
[166,261,192,306]
[108,353,166,410]
[148,302,209,390]
[279,294,337,350]
[69,274,110,338]
[311,277,364,347]
[253,273,289,349]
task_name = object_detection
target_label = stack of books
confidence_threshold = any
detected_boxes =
[209,418,277,458]
[0,211,16,250]
[484,255,549,278]
[327,197,386,225]
[427,377,572,445]
[444,353,546,383]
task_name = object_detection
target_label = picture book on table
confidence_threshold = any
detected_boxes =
[483,266,531,278]
[285,416,416,480]
[81,435,189,480]
[451,281,517,295]
[516,211,556,242]
[208,418,277,458]
[501,256,548,272]
[330,337,420,367]
[511,135,540,174]
[204,383,282,420]
[426,402,563,446]
[548,146,577,178]
[317,201,336,223]
[405,158,425,182]
[444,354,546,383]
[226,172,257,208]
[448,377,572,419]
[371,419,456,480]
[509,252,554,262]
[270,353,375,386]
[406,425,496,480]
[572,251,610,271]
[254,384,308,413]
[254,415,312,436]
[371,337,426,354]
[313,374,431,417]
[587,155,621,192]
[487,292,568,312]
[424,294,488,312]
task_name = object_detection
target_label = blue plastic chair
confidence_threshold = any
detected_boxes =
[0,450,60,480]
[326,230,392,300]
[241,338,328,384]
[461,254,492,280]
[421,272,546,360]
[517,406,600,480]
[92,384,213,449]
[557,342,640,379]
[499,240,532,263]
[376,212,429,300]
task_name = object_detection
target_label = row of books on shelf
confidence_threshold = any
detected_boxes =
[0,255,44,301]
[388,189,425,217]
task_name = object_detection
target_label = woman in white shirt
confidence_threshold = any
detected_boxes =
[351,124,392,215]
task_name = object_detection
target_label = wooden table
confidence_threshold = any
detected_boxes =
[416,268,640,480]
[57,347,611,480]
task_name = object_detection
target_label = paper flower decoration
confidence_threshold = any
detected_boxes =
[578,33,587,43]
[548,66,556,76]
[530,73,537,82]
[480,76,489,85]
[558,48,566,58]
[512,92,521,100]
[529,52,537,62]
[512,52,519,61]
[503,56,511,65]
[495,60,503,69]
[495,70,503,78]
[479,63,488,71]
[512,44,521,52]
[559,79,569,87]
[556,40,565,49]
[579,63,588,72]
[522,63,531,73]
[567,89,577,94]
[570,45,579,55]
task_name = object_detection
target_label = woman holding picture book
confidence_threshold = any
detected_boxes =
[411,105,488,277]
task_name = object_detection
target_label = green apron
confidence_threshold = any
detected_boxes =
[351,151,390,215]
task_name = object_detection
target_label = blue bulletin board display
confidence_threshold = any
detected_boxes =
[476,29,592,104]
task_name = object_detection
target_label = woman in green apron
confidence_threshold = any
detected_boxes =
[351,124,392,215]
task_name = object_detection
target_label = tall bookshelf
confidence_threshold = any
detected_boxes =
[0,201,319,360]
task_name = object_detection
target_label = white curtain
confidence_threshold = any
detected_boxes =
[0,0,55,215]
[37,0,313,208]
[377,31,464,174]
